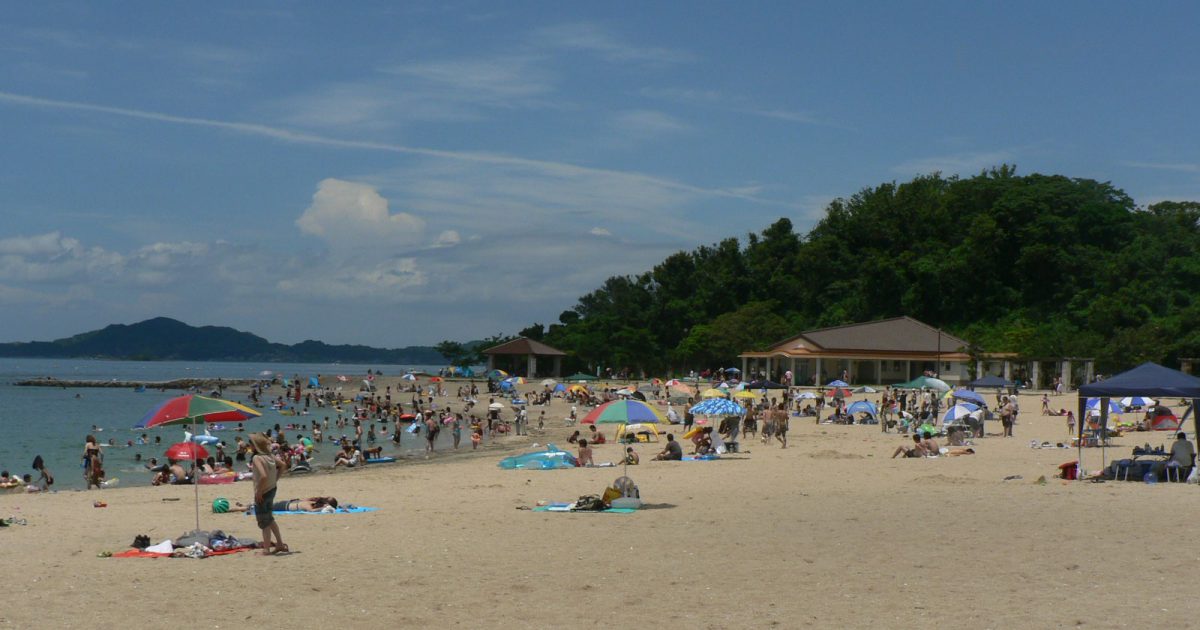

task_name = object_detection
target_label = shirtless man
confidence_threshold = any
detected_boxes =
[892,434,928,458]
[921,431,940,456]
[772,403,789,448]
[577,439,594,466]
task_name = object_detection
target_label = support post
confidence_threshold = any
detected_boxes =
[1031,362,1040,390]
[1062,360,1072,391]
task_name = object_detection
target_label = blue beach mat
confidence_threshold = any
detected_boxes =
[532,503,636,514]
[246,506,378,516]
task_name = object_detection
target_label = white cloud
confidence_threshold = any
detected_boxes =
[434,230,461,247]
[589,227,611,237]
[534,23,694,65]
[639,86,829,127]
[296,178,425,250]
[612,110,689,136]
[276,257,425,299]
[1123,161,1200,174]
[892,151,1015,176]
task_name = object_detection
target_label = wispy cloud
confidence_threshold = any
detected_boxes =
[892,150,1015,176]
[639,86,829,127]
[0,91,787,207]
[533,22,694,65]
[1123,161,1200,174]
[611,109,690,136]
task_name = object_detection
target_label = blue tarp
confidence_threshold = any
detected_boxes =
[308,377,319,388]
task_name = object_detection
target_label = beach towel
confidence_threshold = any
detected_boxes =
[532,503,637,514]
[244,506,378,516]
[682,455,720,461]
[112,546,255,559]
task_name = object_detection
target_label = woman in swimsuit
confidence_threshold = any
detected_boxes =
[82,435,103,489]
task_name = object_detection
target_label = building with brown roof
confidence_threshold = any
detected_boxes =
[739,316,1092,388]
[481,337,567,378]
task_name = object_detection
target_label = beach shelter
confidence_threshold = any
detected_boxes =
[487,369,509,379]
[853,386,878,394]
[701,388,726,399]
[401,373,417,381]
[825,388,852,399]
[1076,362,1200,479]
[747,380,787,390]
[616,423,660,442]
[847,400,878,418]
[308,376,319,388]
[566,372,597,382]
[826,379,849,387]
[795,391,817,400]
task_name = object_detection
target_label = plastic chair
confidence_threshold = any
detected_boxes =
[1113,459,1134,481]
[1165,462,1188,483]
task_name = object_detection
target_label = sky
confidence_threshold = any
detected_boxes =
[1,1,1198,346]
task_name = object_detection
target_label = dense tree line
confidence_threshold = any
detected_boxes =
[513,167,1200,375]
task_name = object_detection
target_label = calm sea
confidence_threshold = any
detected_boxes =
[0,358,454,490]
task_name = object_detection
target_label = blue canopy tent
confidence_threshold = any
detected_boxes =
[1076,363,1200,480]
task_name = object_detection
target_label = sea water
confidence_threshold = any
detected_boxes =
[0,358,459,490]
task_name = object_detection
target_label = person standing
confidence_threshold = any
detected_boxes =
[772,403,789,449]
[82,435,103,489]
[250,433,287,555]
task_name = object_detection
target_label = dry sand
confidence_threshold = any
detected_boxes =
[2,386,1198,629]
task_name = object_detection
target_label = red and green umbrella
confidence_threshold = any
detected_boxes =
[134,394,261,429]
[581,400,667,425]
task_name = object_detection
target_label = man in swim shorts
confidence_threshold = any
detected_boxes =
[654,434,683,461]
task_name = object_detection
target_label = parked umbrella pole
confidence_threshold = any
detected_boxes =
[193,417,201,533]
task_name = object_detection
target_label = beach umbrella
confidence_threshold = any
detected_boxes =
[665,379,684,387]
[826,379,849,387]
[505,376,526,385]
[488,402,504,411]
[671,383,696,395]
[430,376,443,383]
[135,394,261,429]
[825,388,852,399]
[540,379,558,387]
[165,442,209,461]
[616,388,635,396]
[1086,398,1123,414]
[1119,396,1155,408]
[701,388,726,399]
[943,403,980,423]
[795,392,817,400]
[896,376,950,392]
[630,391,647,402]
[567,384,589,394]
[582,400,667,425]
[401,373,416,381]
[950,389,986,406]
[689,398,746,417]
[488,369,509,379]
[650,378,663,386]
[853,386,877,394]
[733,390,758,399]
[724,367,741,374]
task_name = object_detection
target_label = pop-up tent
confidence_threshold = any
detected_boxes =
[1076,362,1200,478]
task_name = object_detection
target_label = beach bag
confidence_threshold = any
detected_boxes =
[572,494,606,511]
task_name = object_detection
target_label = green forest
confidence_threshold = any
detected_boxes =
[502,167,1200,375]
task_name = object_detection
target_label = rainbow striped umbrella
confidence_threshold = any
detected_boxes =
[581,400,667,424]
[135,394,261,429]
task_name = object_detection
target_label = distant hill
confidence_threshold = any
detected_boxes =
[0,317,445,364]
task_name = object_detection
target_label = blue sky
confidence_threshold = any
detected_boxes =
[1,2,1197,346]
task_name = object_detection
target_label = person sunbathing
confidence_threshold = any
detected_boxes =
[892,435,928,458]
[226,497,340,513]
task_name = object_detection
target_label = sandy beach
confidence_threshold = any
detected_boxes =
[2,384,1198,629]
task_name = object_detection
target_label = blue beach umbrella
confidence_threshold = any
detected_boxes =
[943,403,980,423]
[689,398,746,416]
[826,379,849,387]
[950,389,985,406]
[1086,398,1123,414]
